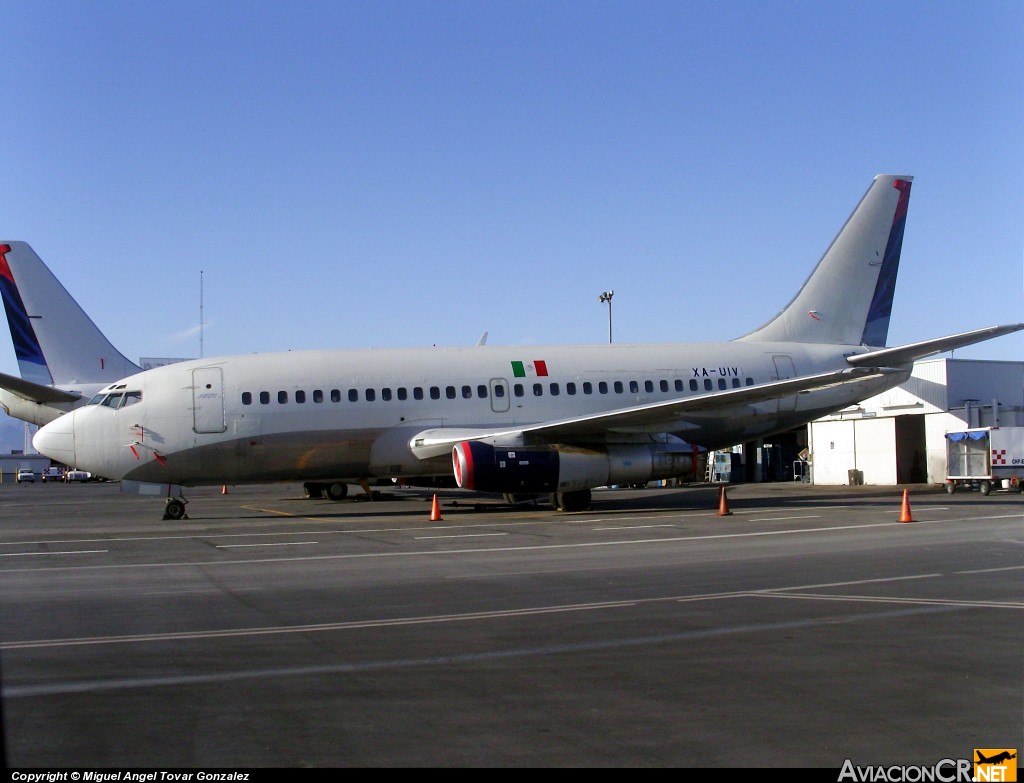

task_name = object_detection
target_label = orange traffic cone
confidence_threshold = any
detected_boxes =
[430,494,442,521]
[221,485,229,495]
[716,484,732,516]
[898,488,914,523]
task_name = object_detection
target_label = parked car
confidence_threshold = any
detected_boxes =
[63,469,91,482]
[16,469,35,483]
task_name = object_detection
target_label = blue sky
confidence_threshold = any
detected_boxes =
[2,0,1021,379]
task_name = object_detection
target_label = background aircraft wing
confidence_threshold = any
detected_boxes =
[0,370,83,404]
[409,366,900,459]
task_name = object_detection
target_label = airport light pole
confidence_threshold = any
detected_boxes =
[598,290,614,343]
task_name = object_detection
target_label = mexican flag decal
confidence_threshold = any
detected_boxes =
[511,360,548,378]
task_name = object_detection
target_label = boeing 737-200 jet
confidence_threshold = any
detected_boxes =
[26,175,1024,518]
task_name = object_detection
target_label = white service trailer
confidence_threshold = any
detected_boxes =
[945,426,1024,495]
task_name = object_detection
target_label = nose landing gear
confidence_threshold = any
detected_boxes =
[163,497,189,520]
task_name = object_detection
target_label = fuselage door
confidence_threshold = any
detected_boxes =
[193,367,226,433]
[489,378,511,413]
[772,355,797,412]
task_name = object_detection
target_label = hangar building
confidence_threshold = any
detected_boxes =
[805,358,1024,485]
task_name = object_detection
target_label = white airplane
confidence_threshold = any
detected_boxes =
[27,175,1024,518]
[0,242,142,425]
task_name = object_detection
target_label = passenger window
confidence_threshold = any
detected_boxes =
[494,385,505,398]
[477,385,488,398]
[660,380,669,393]
[413,387,424,400]
[583,382,592,394]
[746,378,754,386]
[331,389,341,403]
[348,389,358,402]
[732,378,741,388]
[365,389,376,402]
[645,380,654,393]
[397,388,407,401]
[313,390,323,403]
[382,388,392,401]
[675,380,684,392]
[446,386,456,400]
[242,392,252,406]
[690,379,699,391]
[549,383,559,396]
[566,382,576,395]
[629,380,639,393]
[260,391,270,404]
[599,381,608,394]
[514,384,524,397]
[278,391,288,404]
[296,390,306,403]
[614,381,623,394]
[533,383,543,396]
[461,385,472,399]
[430,387,441,400]
[704,379,713,391]
[718,379,727,390]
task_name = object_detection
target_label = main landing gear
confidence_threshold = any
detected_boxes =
[549,488,592,512]
[303,482,351,501]
[501,489,592,511]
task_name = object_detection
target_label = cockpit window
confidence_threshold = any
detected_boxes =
[93,390,142,409]
[101,393,124,408]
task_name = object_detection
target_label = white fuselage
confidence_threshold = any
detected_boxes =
[34,341,901,487]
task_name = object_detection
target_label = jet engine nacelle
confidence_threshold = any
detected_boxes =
[452,441,695,494]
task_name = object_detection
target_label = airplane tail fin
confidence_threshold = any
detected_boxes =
[739,174,913,347]
[0,242,141,386]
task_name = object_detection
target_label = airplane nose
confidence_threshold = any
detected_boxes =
[33,412,77,467]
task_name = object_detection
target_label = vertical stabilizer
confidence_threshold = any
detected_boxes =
[0,242,141,385]
[739,175,912,347]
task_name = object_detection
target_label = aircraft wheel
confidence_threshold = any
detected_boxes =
[303,482,324,499]
[325,482,348,501]
[556,488,591,512]
[945,482,956,495]
[503,493,536,505]
[979,480,992,496]
[164,499,187,521]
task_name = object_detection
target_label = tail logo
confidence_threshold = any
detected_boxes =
[0,244,49,373]
[861,179,913,346]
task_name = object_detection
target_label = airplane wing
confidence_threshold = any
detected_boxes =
[847,324,1024,368]
[409,366,901,459]
[0,370,83,404]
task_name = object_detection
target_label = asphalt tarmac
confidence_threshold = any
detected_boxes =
[0,480,1020,767]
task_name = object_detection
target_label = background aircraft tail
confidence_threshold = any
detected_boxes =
[0,242,140,386]
[740,174,912,347]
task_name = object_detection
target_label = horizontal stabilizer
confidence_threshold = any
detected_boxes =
[0,370,83,404]
[846,324,1024,368]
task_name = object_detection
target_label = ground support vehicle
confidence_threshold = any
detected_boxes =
[945,426,1024,495]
